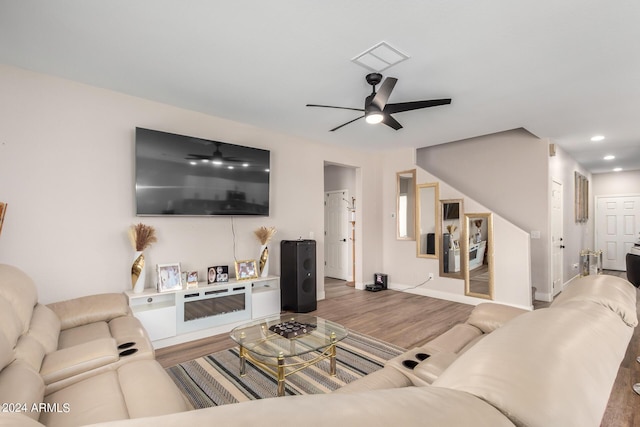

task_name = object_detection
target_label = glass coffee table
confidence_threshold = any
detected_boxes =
[229,313,349,396]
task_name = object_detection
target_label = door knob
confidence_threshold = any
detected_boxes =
[560,245,565,249]
[342,238,347,242]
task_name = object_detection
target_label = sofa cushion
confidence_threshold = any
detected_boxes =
[26,304,60,354]
[40,338,118,385]
[0,265,38,334]
[551,274,638,327]
[433,304,634,427]
[14,335,45,372]
[57,322,111,349]
[333,364,413,393]
[0,331,15,371]
[421,323,482,354]
[116,360,189,418]
[466,303,528,333]
[47,293,130,331]
[40,360,188,427]
[0,297,22,349]
[0,361,45,421]
[41,370,129,427]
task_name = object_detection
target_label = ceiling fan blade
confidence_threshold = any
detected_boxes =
[382,114,403,130]
[330,115,365,132]
[185,154,211,160]
[306,104,364,112]
[371,77,398,111]
[384,99,451,114]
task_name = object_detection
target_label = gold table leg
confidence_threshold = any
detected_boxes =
[330,331,337,376]
[277,351,285,397]
[239,345,246,376]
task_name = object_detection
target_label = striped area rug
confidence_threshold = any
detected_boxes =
[166,330,405,408]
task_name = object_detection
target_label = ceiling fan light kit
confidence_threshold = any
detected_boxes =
[306,73,451,132]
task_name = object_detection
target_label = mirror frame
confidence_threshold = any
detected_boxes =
[396,169,417,240]
[463,212,494,300]
[439,199,464,279]
[416,182,440,259]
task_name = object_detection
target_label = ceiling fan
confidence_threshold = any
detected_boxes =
[185,141,243,164]
[306,73,451,131]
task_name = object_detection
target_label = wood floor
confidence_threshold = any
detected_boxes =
[155,274,640,427]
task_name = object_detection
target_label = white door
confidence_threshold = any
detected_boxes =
[596,195,640,271]
[324,190,349,280]
[551,179,564,295]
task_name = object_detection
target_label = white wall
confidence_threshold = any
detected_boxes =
[592,170,640,196]
[416,129,549,298]
[0,65,383,304]
[381,148,531,309]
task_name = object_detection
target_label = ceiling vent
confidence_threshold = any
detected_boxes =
[351,41,410,72]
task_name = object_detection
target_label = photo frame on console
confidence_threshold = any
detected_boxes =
[186,271,198,288]
[208,265,229,284]
[235,259,258,281]
[157,263,182,292]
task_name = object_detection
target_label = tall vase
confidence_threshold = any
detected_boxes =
[131,251,146,293]
[259,244,269,277]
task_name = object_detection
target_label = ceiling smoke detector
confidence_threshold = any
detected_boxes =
[352,41,410,72]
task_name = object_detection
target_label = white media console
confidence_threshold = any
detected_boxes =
[125,276,280,348]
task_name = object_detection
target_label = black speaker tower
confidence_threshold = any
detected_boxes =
[280,240,317,313]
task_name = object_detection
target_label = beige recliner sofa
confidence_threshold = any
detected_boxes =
[0,264,188,426]
[1,267,636,427]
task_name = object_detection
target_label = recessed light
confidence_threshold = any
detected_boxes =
[613,167,623,172]
[604,155,615,160]
[228,166,234,170]
[591,135,605,142]
[189,161,197,166]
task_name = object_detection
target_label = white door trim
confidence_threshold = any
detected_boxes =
[324,190,350,280]
[550,178,564,298]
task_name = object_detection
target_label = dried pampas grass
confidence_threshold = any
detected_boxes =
[254,226,277,245]
[129,223,157,251]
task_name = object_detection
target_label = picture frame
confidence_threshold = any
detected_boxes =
[186,271,198,288]
[574,171,589,223]
[235,259,258,281]
[208,265,229,284]
[157,263,183,292]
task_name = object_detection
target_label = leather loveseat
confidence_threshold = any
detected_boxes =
[0,264,188,426]
[1,268,636,427]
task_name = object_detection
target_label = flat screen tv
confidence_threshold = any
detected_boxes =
[135,127,270,216]
[443,203,460,220]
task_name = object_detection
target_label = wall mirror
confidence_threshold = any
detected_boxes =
[439,199,464,278]
[463,212,494,300]
[397,170,416,240]
[416,182,440,258]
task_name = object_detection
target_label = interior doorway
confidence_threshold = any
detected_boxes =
[324,163,357,286]
[550,179,564,296]
[325,190,349,280]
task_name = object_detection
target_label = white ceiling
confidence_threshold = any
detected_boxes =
[1,1,639,174]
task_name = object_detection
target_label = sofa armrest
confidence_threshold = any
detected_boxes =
[40,338,118,384]
[47,293,130,330]
[466,303,528,333]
